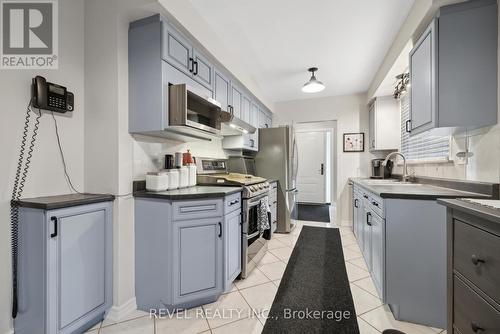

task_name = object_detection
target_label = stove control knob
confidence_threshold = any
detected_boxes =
[251,186,257,191]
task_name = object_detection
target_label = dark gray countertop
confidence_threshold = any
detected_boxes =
[13,193,115,210]
[134,186,242,200]
[438,198,500,225]
[350,178,493,200]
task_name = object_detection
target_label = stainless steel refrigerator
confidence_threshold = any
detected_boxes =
[255,126,298,233]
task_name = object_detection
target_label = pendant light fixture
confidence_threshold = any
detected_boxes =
[302,67,325,93]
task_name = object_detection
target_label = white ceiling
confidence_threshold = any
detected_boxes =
[188,0,415,103]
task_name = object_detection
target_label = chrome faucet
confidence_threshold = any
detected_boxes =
[382,152,410,182]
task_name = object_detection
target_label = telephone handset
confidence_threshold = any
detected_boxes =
[32,76,74,113]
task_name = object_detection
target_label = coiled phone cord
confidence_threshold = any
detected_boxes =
[10,99,41,318]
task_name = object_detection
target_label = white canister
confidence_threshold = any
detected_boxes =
[179,166,189,188]
[146,172,169,192]
[188,164,197,187]
[166,169,179,190]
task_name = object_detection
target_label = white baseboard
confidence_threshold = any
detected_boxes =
[105,297,138,323]
[3,329,14,334]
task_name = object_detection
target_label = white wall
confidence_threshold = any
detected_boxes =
[0,0,85,332]
[274,93,371,226]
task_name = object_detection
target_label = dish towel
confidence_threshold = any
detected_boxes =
[258,196,271,235]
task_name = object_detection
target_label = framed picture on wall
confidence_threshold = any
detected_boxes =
[343,133,364,152]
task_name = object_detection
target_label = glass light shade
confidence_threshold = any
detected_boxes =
[302,75,325,93]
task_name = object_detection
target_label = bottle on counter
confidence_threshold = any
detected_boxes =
[166,169,179,190]
[179,166,189,188]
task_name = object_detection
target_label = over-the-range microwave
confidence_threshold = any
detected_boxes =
[169,83,224,135]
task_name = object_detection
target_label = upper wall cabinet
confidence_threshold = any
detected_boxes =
[129,14,272,139]
[214,70,231,112]
[163,23,214,91]
[368,96,400,151]
[408,0,498,135]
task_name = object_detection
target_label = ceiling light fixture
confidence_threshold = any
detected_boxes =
[302,67,325,93]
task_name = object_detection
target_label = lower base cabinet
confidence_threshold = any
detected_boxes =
[223,209,242,291]
[135,192,242,312]
[173,218,223,305]
[15,201,113,334]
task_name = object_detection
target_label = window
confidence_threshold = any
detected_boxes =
[400,93,451,162]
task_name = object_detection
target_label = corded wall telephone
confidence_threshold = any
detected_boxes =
[32,75,74,113]
[11,76,75,319]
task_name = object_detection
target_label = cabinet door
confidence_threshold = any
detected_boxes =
[409,20,436,135]
[250,102,259,150]
[363,206,372,271]
[163,23,193,76]
[214,70,231,112]
[355,195,364,251]
[368,103,376,150]
[230,85,243,119]
[224,210,242,291]
[266,114,272,128]
[258,109,267,128]
[47,203,112,333]
[192,49,214,91]
[370,213,385,300]
[241,96,251,123]
[173,218,223,304]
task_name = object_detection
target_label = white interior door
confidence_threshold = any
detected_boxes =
[296,131,327,204]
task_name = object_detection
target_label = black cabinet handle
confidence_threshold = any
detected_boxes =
[405,120,412,133]
[471,323,484,333]
[366,212,372,226]
[354,199,359,208]
[228,105,234,115]
[193,61,198,75]
[218,222,222,238]
[229,199,239,206]
[363,195,368,199]
[471,254,485,266]
[273,201,277,204]
[50,216,58,238]
[320,163,324,175]
[372,201,379,207]
[189,57,194,73]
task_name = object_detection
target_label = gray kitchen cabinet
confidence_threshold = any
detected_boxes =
[163,22,193,76]
[269,181,278,233]
[223,209,242,291]
[172,217,223,305]
[230,84,243,119]
[352,188,364,250]
[370,210,385,298]
[241,95,251,123]
[368,96,400,151]
[135,192,243,312]
[250,102,260,150]
[192,49,214,91]
[409,0,498,135]
[14,201,113,334]
[214,70,231,112]
[362,201,372,271]
[129,14,272,138]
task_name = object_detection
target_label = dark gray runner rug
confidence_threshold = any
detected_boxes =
[297,204,331,222]
[262,226,359,334]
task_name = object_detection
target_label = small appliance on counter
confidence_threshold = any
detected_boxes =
[371,158,393,179]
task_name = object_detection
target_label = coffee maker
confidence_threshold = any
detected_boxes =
[371,158,393,179]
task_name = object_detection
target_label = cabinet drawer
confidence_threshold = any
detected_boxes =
[454,220,500,304]
[369,195,384,218]
[224,193,242,215]
[173,199,223,221]
[453,276,500,334]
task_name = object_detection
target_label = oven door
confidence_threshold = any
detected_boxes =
[241,193,268,278]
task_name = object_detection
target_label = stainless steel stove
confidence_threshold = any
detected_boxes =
[196,158,270,278]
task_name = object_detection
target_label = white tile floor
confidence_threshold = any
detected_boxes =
[86,220,447,334]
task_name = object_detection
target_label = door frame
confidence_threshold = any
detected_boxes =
[294,121,337,206]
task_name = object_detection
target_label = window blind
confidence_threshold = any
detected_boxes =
[400,93,451,162]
